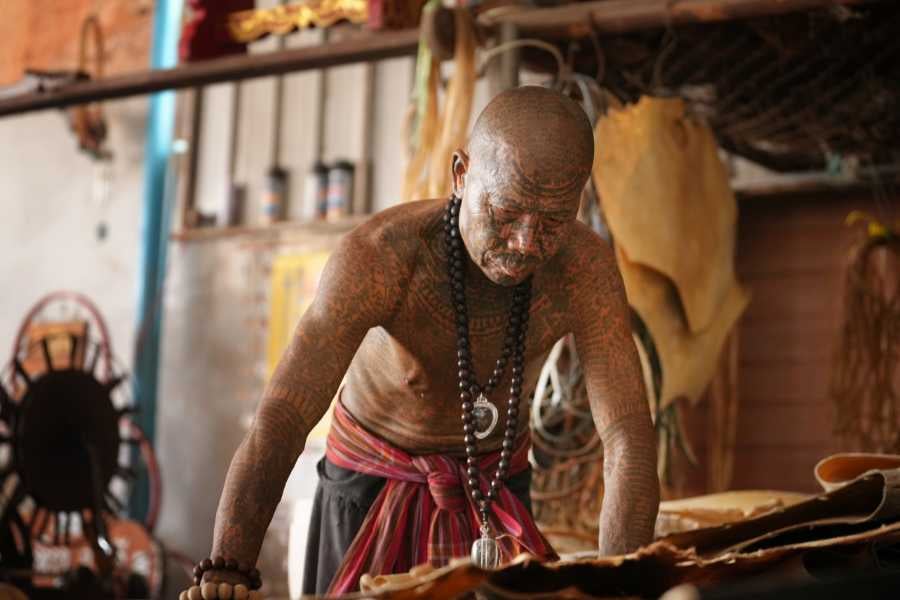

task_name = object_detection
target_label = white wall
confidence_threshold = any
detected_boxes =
[0,97,148,369]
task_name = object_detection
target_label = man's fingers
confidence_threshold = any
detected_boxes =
[178,582,264,600]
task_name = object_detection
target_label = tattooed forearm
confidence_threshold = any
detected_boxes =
[209,370,329,571]
[562,228,659,555]
[598,412,659,555]
[210,400,307,568]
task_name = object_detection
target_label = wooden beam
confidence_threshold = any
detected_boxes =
[735,178,897,202]
[718,137,826,173]
[0,28,419,117]
[169,214,368,242]
[484,0,873,37]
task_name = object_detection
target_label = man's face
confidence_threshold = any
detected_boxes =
[456,150,581,286]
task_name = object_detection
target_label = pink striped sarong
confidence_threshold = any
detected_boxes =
[324,401,557,595]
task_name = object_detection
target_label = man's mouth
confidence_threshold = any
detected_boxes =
[492,255,531,279]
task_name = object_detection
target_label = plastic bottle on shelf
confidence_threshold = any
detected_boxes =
[263,165,289,224]
[221,182,246,227]
[326,161,354,223]
[302,161,329,222]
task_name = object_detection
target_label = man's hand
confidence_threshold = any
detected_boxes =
[178,571,261,599]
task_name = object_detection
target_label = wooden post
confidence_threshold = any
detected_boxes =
[181,87,204,228]
[314,29,330,164]
[488,22,520,97]
[353,61,376,216]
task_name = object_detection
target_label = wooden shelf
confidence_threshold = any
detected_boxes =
[170,215,368,242]
[480,0,871,37]
[0,28,419,118]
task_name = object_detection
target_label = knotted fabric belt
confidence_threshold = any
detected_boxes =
[324,401,556,595]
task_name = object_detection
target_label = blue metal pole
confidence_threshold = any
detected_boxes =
[132,0,183,520]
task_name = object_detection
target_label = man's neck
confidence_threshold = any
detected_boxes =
[421,205,515,307]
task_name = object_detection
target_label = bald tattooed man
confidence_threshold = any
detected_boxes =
[185,86,658,599]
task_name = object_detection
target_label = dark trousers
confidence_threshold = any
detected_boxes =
[301,455,534,595]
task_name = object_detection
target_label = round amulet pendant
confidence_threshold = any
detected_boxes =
[472,394,499,440]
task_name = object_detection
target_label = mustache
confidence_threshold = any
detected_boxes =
[486,251,533,270]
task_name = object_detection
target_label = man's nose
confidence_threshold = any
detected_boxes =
[507,216,541,258]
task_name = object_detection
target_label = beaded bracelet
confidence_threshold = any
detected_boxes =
[193,556,262,590]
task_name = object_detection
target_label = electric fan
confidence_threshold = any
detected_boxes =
[0,292,163,598]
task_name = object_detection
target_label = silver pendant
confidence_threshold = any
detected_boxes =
[471,523,501,569]
[472,393,499,439]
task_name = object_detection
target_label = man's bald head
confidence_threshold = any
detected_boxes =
[466,86,594,200]
[451,86,595,286]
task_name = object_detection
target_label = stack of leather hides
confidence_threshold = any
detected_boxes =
[336,454,900,599]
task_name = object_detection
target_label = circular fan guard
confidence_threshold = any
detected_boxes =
[0,292,162,597]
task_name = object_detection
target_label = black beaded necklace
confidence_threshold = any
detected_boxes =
[443,195,532,569]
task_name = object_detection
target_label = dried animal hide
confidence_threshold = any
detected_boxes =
[661,468,900,559]
[402,6,476,202]
[339,457,900,599]
[616,246,749,410]
[593,98,750,410]
[655,490,810,538]
[816,453,900,492]
[341,523,900,599]
[594,97,741,336]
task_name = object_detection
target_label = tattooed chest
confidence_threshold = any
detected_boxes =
[386,272,568,392]
[341,267,570,451]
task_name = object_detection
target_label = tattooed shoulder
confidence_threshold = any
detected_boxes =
[313,202,427,326]
[553,223,623,317]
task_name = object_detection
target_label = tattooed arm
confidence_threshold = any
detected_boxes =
[203,222,406,586]
[566,227,659,556]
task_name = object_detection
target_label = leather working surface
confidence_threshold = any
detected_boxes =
[330,457,900,599]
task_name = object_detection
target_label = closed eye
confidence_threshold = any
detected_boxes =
[489,204,517,223]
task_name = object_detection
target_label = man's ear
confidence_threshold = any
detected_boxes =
[451,150,469,197]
